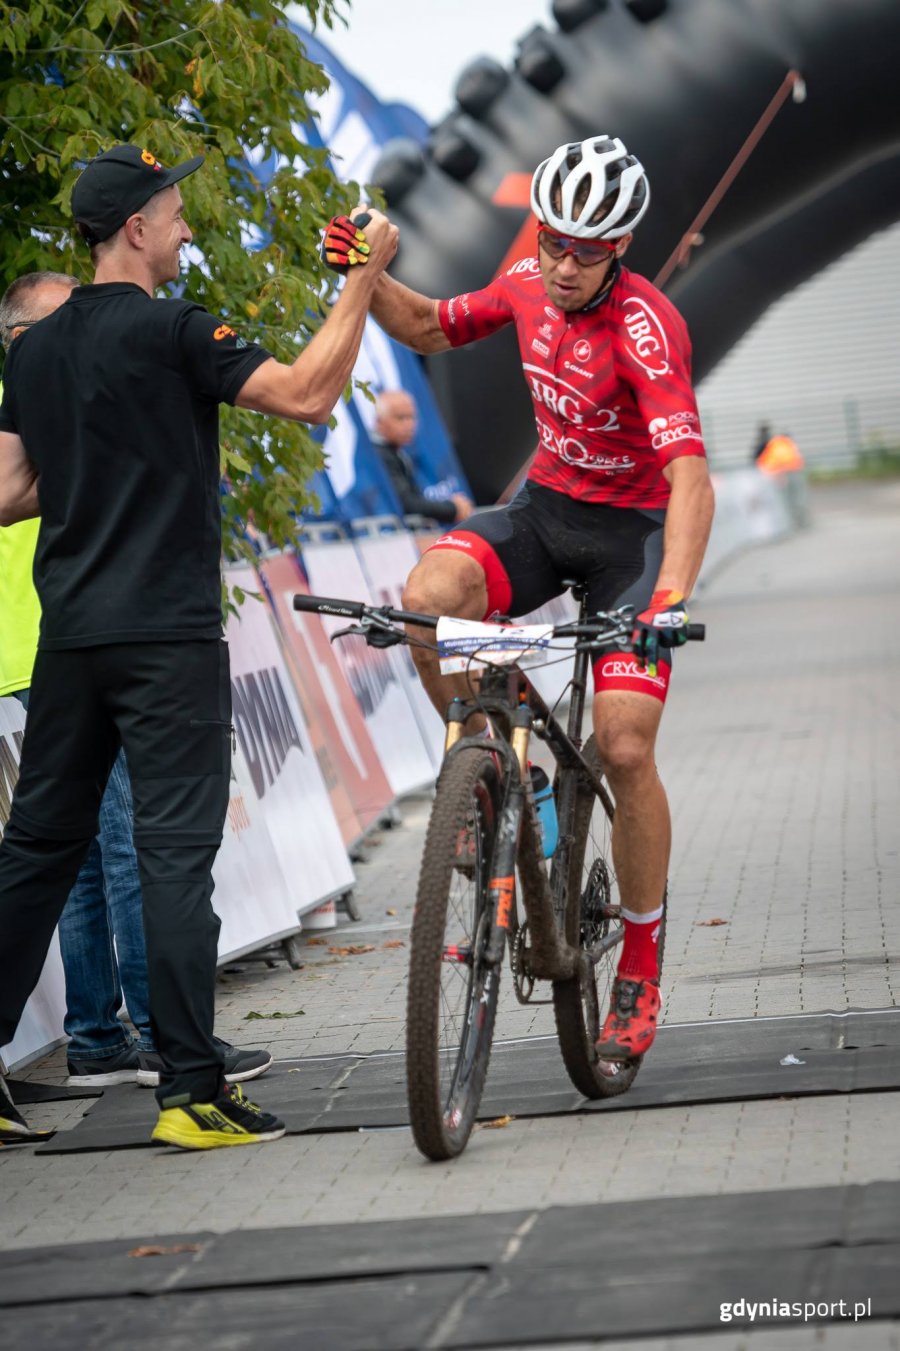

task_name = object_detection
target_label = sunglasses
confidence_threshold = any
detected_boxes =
[537,225,617,267]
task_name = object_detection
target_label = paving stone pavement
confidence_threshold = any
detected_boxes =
[2,481,899,1344]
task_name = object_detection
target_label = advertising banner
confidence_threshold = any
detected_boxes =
[353,531,446,772]
[300,540,435,794]
[259,552,394,841]
[223,568,355,938]
[0,695,67,1073]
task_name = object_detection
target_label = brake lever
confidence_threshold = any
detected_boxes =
[329,613,404,648]
[330,623,367,643]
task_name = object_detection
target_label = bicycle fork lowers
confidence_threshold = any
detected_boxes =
[445,683,585,988]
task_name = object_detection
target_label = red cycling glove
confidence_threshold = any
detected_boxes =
[321,215,370,272]
[631,589,689,677]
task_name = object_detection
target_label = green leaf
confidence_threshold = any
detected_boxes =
[243,1009,306,1019]
[2,0,354,548]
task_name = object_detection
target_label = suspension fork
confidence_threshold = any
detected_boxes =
[547,614,593,928]
[483,704,532,967]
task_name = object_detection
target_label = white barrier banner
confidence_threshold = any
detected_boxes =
[700,469,793,581]
[223,568,354,943]
[353,532,445,772]
[0,695,68,1072]
[261,553,394,842]
[301,541,435,795]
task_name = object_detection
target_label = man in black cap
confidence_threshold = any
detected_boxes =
[0,145,396,1150]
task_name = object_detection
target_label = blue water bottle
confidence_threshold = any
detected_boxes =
[528,764,558,859]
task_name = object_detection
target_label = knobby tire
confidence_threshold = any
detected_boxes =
[406,748,502,1160]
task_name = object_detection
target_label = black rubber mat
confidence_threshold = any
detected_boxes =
[0,1212,527,1307]
[0,1183,897,1348]
[7,1078,102,1105]
[35,1007,900,1154]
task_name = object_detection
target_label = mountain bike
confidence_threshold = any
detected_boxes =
[293,586,704,1160]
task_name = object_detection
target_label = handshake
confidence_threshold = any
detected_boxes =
[321,211,374,272]
[320,208,399,276]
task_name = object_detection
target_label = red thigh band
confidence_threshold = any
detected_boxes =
[425,531,513,619]
[593,651,671,704]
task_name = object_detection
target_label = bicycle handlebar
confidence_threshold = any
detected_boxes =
[293,592,705,643]
[293,593,439,629]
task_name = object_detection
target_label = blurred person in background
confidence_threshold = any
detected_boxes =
[372,388,474,526]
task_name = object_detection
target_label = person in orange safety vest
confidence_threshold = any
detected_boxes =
[757,431,805,475]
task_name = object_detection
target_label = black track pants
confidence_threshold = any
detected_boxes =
[0,640,232,1106]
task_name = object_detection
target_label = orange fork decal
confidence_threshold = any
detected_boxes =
[490,876,516,930]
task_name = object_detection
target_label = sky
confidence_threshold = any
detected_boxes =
[289,0,556,124]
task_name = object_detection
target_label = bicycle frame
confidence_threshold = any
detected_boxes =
[438,587,616,988]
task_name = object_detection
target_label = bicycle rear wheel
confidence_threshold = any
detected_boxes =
[552,734,667,1098]
[406,748,503,1159]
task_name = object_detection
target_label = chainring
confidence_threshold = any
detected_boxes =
[512,921,537,1003]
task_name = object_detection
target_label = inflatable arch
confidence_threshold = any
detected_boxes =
[369,0,900,499]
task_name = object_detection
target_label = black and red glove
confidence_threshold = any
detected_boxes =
[321,214,370,272]
[631,589,689,677]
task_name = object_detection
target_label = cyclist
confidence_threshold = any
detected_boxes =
[329,135,714,1062]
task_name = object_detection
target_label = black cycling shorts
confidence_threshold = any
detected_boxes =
[425,481,672,701]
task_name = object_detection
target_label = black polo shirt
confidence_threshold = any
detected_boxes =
[0,282,271,649]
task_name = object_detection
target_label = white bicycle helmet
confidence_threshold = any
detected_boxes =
[531,135,650,239]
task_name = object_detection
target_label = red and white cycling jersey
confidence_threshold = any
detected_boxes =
[438,259,706,508]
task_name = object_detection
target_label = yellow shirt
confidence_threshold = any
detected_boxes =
[0,517,41,697]
[0,377,42,696]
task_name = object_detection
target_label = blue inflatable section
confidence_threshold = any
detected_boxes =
[288,23,472,525]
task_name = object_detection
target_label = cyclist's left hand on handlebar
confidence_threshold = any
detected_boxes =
[632,589,689,676]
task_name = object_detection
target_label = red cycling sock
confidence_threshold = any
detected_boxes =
[618,905,664,981]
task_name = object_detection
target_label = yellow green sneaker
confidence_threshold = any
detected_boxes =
[1,1074,52,1143]
[151,1082,285,1150]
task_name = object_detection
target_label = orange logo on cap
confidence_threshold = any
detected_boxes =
[213,324,236,341]
[141,149,162,171]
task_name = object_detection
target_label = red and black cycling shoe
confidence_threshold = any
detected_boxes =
[595,976,661,1061]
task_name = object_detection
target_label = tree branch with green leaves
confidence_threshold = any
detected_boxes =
[0,0,362,563]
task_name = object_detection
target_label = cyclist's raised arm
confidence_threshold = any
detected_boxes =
[370,275,451,354]
[372,265,517,356]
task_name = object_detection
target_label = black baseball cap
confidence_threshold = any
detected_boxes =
[71,144,204,244]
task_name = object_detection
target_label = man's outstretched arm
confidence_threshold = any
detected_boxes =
[0,432,39,526]
[235,209,400,424]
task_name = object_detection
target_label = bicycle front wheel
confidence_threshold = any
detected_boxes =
[406,748,503,1159]
[552,734,667,1099]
